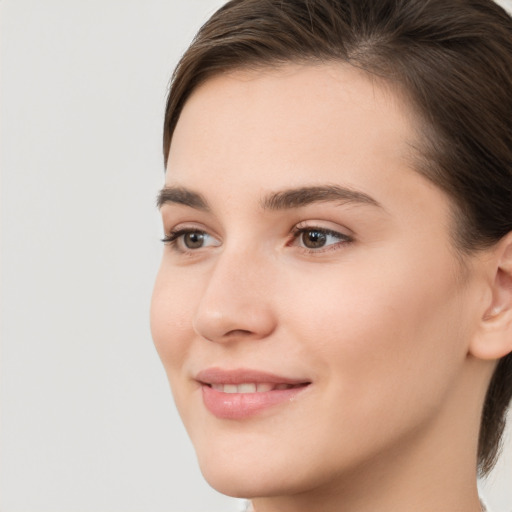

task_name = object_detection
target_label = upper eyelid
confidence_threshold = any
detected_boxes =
[163,220,214,234]
[292,220,354,236]
[161,218,354,241]
[291,226,348,238]
[162,222,352,236]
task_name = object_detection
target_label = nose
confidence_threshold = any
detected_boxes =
[192,248,277,343]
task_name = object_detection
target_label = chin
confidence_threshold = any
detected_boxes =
[199,464,295,500]
[194,443,305,499]
[200,470,264,499]
[193,435,341,501]
[195,449,269,497]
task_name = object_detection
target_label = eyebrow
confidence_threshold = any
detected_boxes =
[157,186,209,210]
[157,184,381,211]
[261,185,382,210]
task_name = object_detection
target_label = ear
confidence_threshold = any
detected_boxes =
[469,231,512,360]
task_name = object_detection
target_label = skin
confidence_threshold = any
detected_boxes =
[151,64,505,512]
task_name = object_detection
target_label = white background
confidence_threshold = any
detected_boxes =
[1,1,511,511]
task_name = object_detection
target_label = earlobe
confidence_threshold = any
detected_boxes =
[469,232,512,361]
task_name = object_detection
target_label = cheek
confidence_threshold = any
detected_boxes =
[150,263,199,374]
[284,252,468,416]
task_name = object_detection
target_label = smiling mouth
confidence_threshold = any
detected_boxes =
[200,380,311,419]
[196,368,311,418]
[206,382,309,393]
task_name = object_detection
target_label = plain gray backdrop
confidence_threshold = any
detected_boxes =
[1,1,511,511]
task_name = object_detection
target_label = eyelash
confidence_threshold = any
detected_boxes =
[161,226,353,254]
[161,228,215,252]
[161,229,195,244]
[289,225,353,254]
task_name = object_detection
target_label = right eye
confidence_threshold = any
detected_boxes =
[162,229,221,252]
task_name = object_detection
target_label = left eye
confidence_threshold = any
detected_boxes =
[293,228,350,250]
[181,231,209,249]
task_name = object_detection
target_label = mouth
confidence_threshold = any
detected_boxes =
[207,382,307,393]
[196,368,311,419]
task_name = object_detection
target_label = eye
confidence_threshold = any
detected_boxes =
[181,231,207,249]
[162,229,220,252]
[291,226,352,251]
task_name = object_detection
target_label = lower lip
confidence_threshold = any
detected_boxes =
[201,384,309,420]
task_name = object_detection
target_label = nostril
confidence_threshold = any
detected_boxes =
[225,329,254,337]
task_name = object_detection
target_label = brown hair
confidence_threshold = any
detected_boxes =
[163,0,512,475]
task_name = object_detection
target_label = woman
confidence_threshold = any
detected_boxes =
[151,1,512,510]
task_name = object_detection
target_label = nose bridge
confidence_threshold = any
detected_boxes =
[192,244,276,342]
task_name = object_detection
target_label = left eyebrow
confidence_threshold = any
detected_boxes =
[261,185,382,210]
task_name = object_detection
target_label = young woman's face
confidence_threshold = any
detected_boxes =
[151,65,484,500]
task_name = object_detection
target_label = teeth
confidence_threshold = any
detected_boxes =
[238,383,256,393]
[256,383,273,392]
[208,382,296,393]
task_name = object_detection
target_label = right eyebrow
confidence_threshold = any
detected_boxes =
[156,186,210,211]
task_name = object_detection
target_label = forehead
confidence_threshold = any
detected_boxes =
[167,63,418,180]
[165,63,444,218]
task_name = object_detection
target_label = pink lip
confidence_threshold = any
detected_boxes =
[196,367,308,386]
[196,367,311,420]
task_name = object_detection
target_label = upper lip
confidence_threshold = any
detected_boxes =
[196,367,310,385]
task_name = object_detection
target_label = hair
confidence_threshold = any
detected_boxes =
[162,0,512,475]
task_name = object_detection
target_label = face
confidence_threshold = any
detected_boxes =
[151,64,483,502]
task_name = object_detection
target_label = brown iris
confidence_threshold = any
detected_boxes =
[183,231,206,249]
[301,229,327,249]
